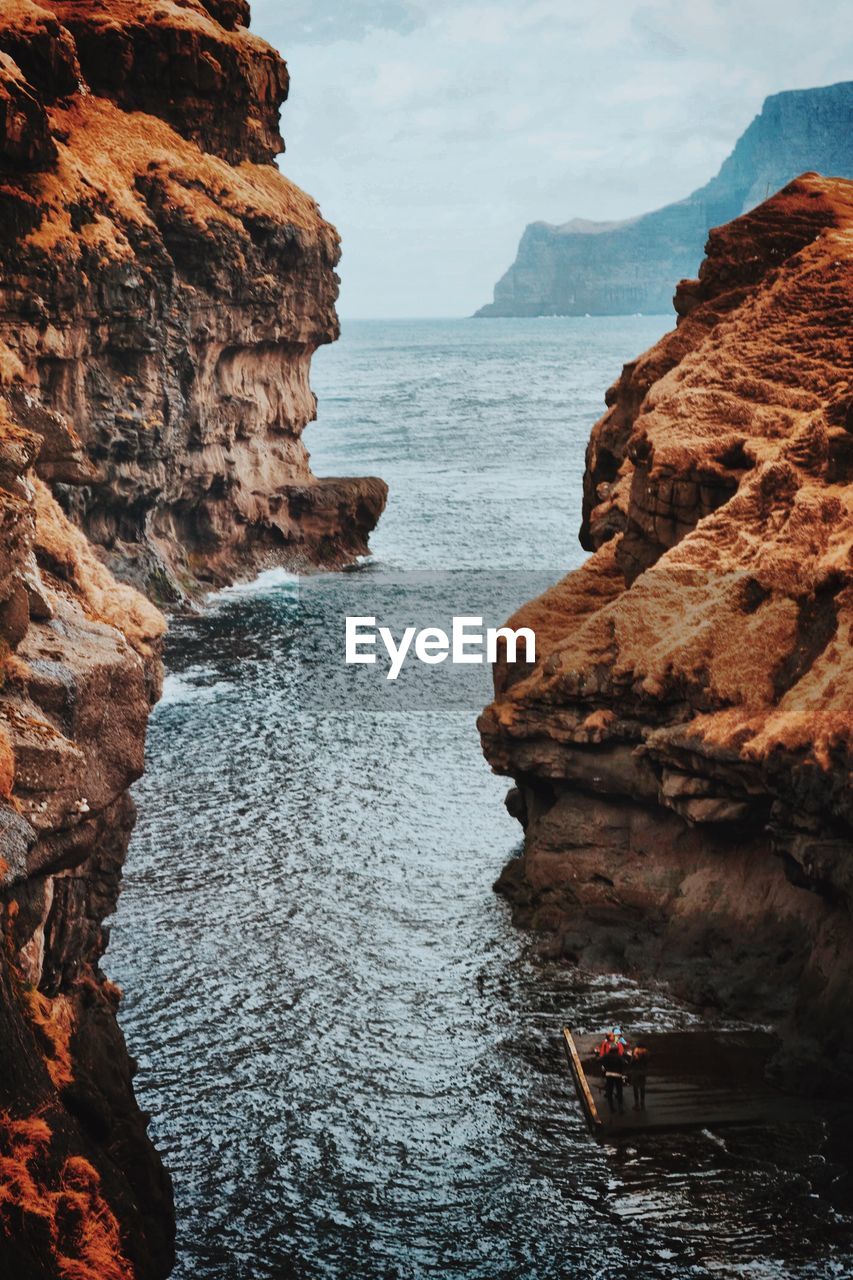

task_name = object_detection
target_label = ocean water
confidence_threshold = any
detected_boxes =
[109,319,852,1280]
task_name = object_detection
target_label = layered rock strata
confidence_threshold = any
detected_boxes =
[480,175,853,1078]
[0,0,386,603]
[0,385,172,1278]
[0,2,384,1274]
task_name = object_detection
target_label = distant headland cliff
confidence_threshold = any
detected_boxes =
[0,3,384,1277]
[479,173,853,1080]
[476,82,853,317]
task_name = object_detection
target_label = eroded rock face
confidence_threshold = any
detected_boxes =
[0,387,172,1278]
[0,2,382,1273]
[480,175,853,1080]
[0,0,386,603]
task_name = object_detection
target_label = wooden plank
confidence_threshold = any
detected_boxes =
[562,1028,816,1140]
[562,1026,602,1134]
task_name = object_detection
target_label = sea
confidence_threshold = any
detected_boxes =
[108,318,853,1280]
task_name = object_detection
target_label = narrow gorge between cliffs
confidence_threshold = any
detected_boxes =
[109,319,853,1280]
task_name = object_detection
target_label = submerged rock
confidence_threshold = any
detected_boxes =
[479,174,853,1081]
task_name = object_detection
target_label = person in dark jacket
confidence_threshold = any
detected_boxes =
[629,1043,650,1110]
[602,1044,625,1113]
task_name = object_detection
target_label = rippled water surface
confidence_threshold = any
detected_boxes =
[109,319,852,1279]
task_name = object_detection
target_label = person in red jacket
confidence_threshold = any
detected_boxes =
[598,1029,628,1058]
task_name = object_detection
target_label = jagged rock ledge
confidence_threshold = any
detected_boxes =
[479,174,853,1084]
[0,0,387,605]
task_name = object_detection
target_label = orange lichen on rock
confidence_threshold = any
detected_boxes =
[0,0,79,50]
[0,342,25,388]
[55,1156,134,1280]
[486,175,853,812]
[0,1112,54,1225]
[23,987,74,1089]
[480,175,853,1050]
[46,0,282,164]
[0,0,385,602]
[0,727,15,799]
[52,0,226,36]
[27,94,336,257]
[0,1112,134,1280]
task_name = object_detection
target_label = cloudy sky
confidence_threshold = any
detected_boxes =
[251,0,849,318]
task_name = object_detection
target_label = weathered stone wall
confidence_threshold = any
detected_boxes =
[480,175,853,1083]
[0,0,386,603]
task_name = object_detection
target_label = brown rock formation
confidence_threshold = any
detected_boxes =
[0,0,386,603]
[480,175,853,1076]
[0,382,172,1277]
[0,2,383,1274]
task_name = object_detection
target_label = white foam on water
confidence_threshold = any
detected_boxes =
[205,566,300,606]
[159,673,235,707]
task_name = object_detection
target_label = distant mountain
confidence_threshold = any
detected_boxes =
[475,81,853,317]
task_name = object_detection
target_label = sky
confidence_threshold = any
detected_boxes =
[250,0,851,318]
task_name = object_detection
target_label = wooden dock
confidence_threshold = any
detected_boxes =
[562,1026,813,1140]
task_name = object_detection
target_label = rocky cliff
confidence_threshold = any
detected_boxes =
[479,174,853,1080]
[476,82,853,317]
[0,384,172,1277]
[0,2,384,1275]
[0,0,386,603]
